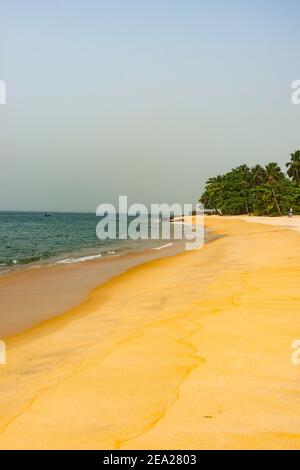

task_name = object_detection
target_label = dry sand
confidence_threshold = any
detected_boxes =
[0,216,299,449]
[241,214,300,234]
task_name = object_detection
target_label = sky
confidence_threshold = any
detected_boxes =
[0,0,300,211]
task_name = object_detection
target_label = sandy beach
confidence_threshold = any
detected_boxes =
[0,240,188,338]
[0,216,299,450]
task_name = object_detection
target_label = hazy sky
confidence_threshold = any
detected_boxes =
[1,0,300,211]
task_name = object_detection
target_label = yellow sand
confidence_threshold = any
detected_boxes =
[0,216,300,450]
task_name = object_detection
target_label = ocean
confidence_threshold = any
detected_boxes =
[0,211,184,274]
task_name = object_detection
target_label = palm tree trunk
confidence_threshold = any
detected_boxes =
[272,187,282,216]
[243,193,249,215]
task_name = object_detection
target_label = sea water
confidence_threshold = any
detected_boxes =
[0,211,183,273]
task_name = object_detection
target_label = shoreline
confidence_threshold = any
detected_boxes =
[0,239,190,338]
[0,216,299,449]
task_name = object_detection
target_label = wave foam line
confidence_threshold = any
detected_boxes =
[152,243,173,251]
[56,254,102,265]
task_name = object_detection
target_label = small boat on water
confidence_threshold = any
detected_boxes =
[44,213,51,217]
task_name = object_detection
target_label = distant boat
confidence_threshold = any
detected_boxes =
[44,213,51,217]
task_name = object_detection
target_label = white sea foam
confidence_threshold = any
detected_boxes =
[152,243,173,250]
[56,254,103,264]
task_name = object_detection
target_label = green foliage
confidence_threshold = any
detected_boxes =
[286,150,300,183]
[200,152,300,216]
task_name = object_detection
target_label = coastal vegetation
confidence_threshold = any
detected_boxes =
[200,151,300,216]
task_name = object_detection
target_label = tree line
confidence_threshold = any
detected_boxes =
[200,151,300,216]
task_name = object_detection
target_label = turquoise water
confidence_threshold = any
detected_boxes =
[0,211,180,273]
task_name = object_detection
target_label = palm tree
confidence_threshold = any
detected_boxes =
[251,164,266,186]
[265,163,284,215]
[236,165,251,214]
[286,150,300,183]
[205,175,223,211]
[251,165,267,213]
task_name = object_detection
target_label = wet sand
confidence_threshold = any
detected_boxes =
[0,241,187,338]
[0,216,299,449]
